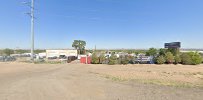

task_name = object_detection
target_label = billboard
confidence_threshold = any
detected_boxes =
[165,42,181,48]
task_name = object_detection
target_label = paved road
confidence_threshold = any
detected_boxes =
[0,64,203,100]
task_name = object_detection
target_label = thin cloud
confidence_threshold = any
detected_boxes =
[89,17,101,20]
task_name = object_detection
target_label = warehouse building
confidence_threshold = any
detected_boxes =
[46,49,77,59]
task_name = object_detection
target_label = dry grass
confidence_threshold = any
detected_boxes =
[88,64,203,88]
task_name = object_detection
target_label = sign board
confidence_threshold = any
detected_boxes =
[165,42,181,48]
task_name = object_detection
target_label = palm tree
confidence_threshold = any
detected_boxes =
[72,40,86,55]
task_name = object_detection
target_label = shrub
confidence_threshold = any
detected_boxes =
[167,48,180,56]
[190,52,202,65]
[119,55,129,65]
[201,53,203,63]
[156,55,166,64]
[91,53,99,64]
[180,53,192,65]
[108,54,117,65]
[99,53,106,64]
[3,48,14,56]
[174,55,181,64]
[146,48,157,56]
[159,48,167,56]
[165,52,174,64]
[181,52,202,65]
[128,55,136,64]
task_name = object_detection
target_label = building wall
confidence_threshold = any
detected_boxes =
[46,50,77,58]
[180,50,203,53]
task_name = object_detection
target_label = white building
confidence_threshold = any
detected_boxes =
[38,52,46,58]
[180,50,203,54]
[46,50,77,58]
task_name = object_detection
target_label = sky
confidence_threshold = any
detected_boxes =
[0,0,203,49]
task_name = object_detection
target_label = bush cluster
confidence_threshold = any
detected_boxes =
[155,50,202,65]
[182,52,202,65]
[91,53,134,65]
[108,54,118,65]
[119,55,130,65]
[91,49,203,65]
[91,53,100,64]
[174,55,181,64]
[156,55,165,64]
[91,53,107,64]
[165,52,174,64]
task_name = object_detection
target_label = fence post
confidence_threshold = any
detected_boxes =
[86,55,88,64]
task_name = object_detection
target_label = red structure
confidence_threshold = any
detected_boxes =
[80,56,91,64]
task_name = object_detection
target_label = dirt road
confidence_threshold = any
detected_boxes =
[0,63,203,100]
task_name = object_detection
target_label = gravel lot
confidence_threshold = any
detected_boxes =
[0,62,203,100]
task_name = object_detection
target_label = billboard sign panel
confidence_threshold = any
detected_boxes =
[165,42,181,48]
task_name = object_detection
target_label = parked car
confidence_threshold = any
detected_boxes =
[67,56,77,63]
[0,56,16,62]
[48,56,57,59]
[0,56,3,62]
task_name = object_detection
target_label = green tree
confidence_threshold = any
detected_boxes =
[165,52,174,64]
[128,55,135,64]
[181,52,202,65]
[3,48,14,56]
[108,54,117,65]
[159,48,167,56]
[146,48,157,56]
[99,53,106,64]
[91,53,99,64]
[34,49,46,54]
[15,49,28,54]
[190,52,202,65]
[72,40,86,54]
[0,50,3,56]
[201,53,203,63]
[180,53,192,65]
[119,55,129,65]
[174,55,181,64]
[167,48,180,56]
[156,55,166,64]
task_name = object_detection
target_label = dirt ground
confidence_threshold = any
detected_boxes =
[0,62,203,100]
[89,64,203,87]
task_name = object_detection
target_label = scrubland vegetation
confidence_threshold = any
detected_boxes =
[91,48,203,65]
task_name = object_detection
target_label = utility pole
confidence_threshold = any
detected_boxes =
[22,0,35,61]
[31,0,35,61]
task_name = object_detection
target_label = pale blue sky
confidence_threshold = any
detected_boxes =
[0,0,203,49]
